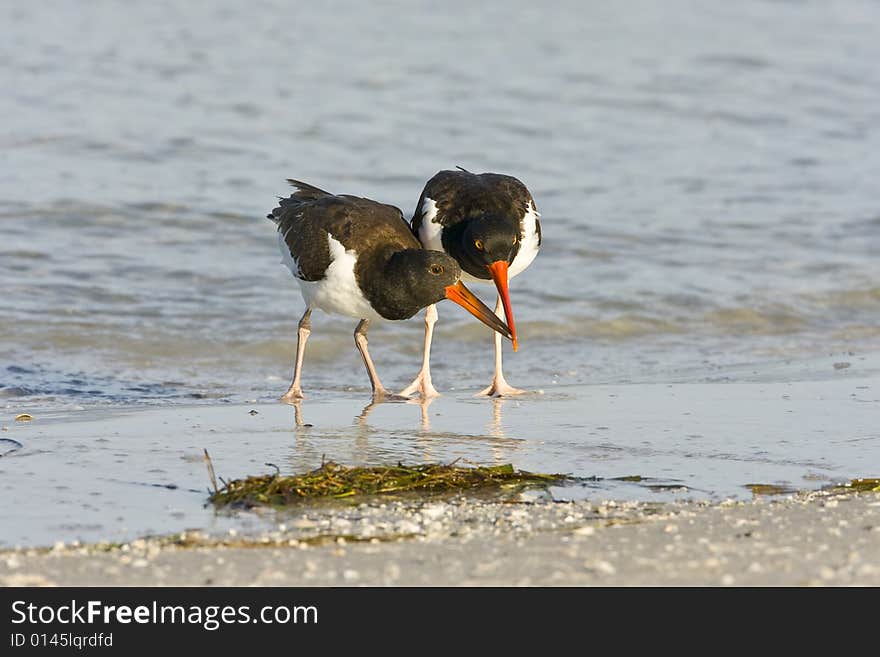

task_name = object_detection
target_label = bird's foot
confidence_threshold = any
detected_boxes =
[475,379,527,397]
[372,387,412,403]
[398,373,441,399]
[279,387,305,404]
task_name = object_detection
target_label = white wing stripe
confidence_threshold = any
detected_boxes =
[509,200,540,279]
[417,197,444,251]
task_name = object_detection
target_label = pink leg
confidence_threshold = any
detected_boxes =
[476,295,526,397]
[354,319,406,400]
[399,304,441,398]
[280,308,311,403]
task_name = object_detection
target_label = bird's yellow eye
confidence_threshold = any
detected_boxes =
[474,239,484,251]
[512,235,518,245]
[429,264,444,275]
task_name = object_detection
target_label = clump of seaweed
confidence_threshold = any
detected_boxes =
[207,454,567,508]
[745,483,797,497]
[745,477,880,498]
[840,478,880,493]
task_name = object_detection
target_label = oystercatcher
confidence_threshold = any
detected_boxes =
[268,180,513,402]
[400,168,541,398]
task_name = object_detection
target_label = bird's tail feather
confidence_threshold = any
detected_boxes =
[286,179,333,200]
[266,179,334,224]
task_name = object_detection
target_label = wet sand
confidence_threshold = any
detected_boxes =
[3,361,879,546]
[1,362,878,585]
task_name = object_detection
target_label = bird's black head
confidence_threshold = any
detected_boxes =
[383,250,462,319]
[440,213,522,351]
[449,214,520,280]
[377,249,512,340]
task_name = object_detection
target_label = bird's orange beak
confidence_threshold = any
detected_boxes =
[486,260,518,351]
[444,281,513,342]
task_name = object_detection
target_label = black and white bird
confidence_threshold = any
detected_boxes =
[268,179,513,402]
[400,169,541,398]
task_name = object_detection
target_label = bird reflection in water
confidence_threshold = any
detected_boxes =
[357,395,433,431]
[488,397,506,439]
[287,395,515,468]
[287,398,311,430]
[356,395,511,441]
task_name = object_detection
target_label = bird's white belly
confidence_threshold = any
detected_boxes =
[281,232,383,321]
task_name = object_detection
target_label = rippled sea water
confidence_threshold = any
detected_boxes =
[2,0,880,407]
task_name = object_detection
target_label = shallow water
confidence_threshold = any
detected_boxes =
[3,1,880,407]
[1,2,880,544]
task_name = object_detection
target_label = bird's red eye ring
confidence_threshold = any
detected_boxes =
[474,239,484,251]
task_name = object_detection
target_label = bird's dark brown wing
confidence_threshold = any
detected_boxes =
[268,181,334,281]
[269,181,418,282]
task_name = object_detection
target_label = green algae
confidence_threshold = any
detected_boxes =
[208,458,567,508]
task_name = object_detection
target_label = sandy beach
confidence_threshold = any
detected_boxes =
[2,487,878,586]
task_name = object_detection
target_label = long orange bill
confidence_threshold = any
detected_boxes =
[444,281,513,341]
[486,260,518,351]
